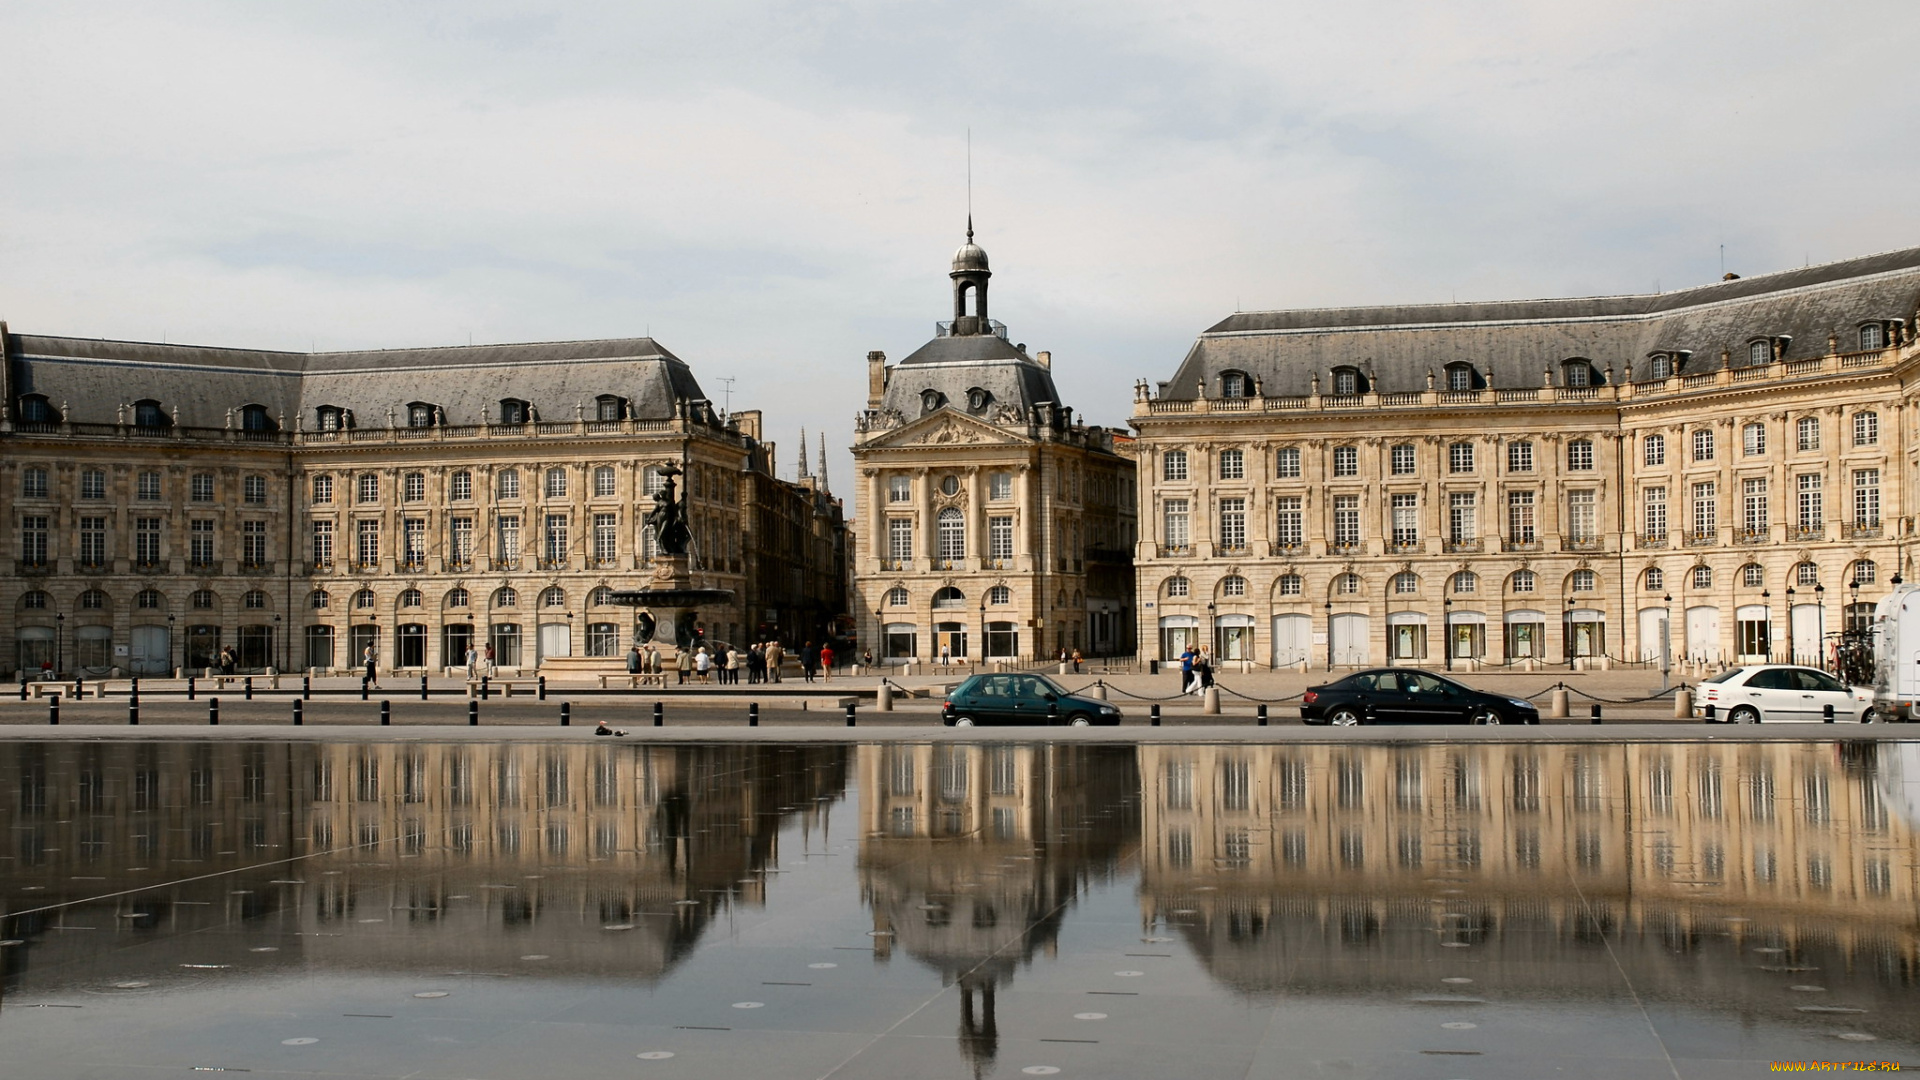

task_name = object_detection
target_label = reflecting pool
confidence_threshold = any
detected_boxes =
[2,739,1917,1078]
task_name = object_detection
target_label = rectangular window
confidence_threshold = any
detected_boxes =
[988,516,1013,561]
[887,518,913,562]
[1218,498,1246,549]
[78,516,107,567]
[137,471,162,501]
[1163,451,1188,481]
[1643,487,1667,540]
[404,473,425,501]
[311,475,333,504]
[499,471,521,500]
[241,475,265,504]
[191,473,215,502]
[1163,499,1190,548]
[1390,492,1418,545]
[1743,424,1766,456]
[1854,413,1879,447]
[1567,440,1593,471]
[449,517,473,567]
[1854,469,1880,525]
[1219,449,1244,480]
[1692,482,1717,538]
[136,517,162,566]
[594,469,616,498]
[356,520,380,567]
[988,472,1012,500]
[1742,478,1768,536]
[1796,474,1822,530]
[1797,417,1820,452]
[1275,496,1303,547]
[357,474,378,502]
[496,514,520,566]
[888,475,911,502]
[20,515,48,565]
[190,519,216,566]
[594,513,617,564]
[543,514,569,566]
[1448,492,1476,542]
[450,472,472,501]
[242,520,268,566]
[545,469,567,499]
[1390,444,1415,475]
[1507,441,1533,472]
[1332,446,1358,476]
[1644,435,1665,467]
[1448,442,1474,473]
[1567,490,1596,541]
[1333,495,1361,546]
[1692,429,1714,461]
[310,519,333,568]
[1276,447,1301,478]
[403,518,427,567]
[80,470,106,499]
[1507,491,1536,542]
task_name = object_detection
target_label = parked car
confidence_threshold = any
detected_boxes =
[1300,669,1540,726]
[1695,664,1875,723]
[942,673,1123,726]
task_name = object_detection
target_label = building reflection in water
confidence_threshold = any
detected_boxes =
[856,743,1140,1078]
[0,742,848,992]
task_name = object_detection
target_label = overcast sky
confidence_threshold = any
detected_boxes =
[4,1,1916,492]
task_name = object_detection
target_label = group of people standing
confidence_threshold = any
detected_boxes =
[1178,645,1215,696]
[614,639,842,685]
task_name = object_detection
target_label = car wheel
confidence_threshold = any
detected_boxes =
[1470,708,1501,726]
[1067,714,1092,727]
[953,716,976,727]
[1327,708,1362,727]
[1860,707,1877,724]
[1729,705,1761,725]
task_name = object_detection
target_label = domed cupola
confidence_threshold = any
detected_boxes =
[949,217,993,335]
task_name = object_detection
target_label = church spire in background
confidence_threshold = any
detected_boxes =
[817,438,829,492]
[796,428,811,480]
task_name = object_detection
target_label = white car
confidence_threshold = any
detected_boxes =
[1695,665,1876,723]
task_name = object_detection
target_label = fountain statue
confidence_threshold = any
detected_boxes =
[608,462,735,655]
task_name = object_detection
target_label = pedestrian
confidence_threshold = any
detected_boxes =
[1071,647,1083,674]
[1196,647,1214,694]
[694,646,712,683]
[465,645,479,680]
[1179,645,1196,695]
[483,642,496,677]
[725,644,741,684]
[677,648,693,685]
[363,644,380,690]
[862,648,874,673]
[220,646,236,676]
[939,643,951,666]
[802,641,820,683]
[627,644,642,678]
[645,644,661,684]
[748,642,764,684]
[819,643,835,681]
[766,640,785,683]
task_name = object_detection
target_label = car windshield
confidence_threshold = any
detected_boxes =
[1702,669,1746,684]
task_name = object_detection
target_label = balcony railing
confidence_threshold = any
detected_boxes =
[1735,529,1771,545]
[590,557,618,569]
[1329,540,1362,554]
[1269,541,1306,556]
[134,559,165,573]
[239,561,275,574]
[350,560,380,572]
[446,560,471,572]
[1442,538,1482,554]
[77,559,109,572]
[1791,526,1824,542]
[983,557,1015,570]
[1157,544,1193,558]
[880,558,907,571]
[1217,544,1250,556]
[1387,539,1421,553]
[188,559,218,571]
[1684,530,1718,547]
[1637,534,1668,549]
[398,558,425,571]
[1501,539,1541,553]
[1562,537,1605,552]
[539,558,569,571]
[1844,522,1882,540]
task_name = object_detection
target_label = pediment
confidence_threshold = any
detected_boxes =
[864,409,1027,449]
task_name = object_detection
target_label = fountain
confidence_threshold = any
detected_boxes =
[607,463,736,655]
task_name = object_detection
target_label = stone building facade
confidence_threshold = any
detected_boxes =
[850,229,1136,663]
[0,328,846,676]
[1131,247,1920,669]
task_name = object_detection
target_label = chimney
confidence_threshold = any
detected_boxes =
[1036,350,1051,370]
[866,350,887,409]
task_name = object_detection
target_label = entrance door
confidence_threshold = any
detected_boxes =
[935,622,967,663]
[1329,613,1369,667]
[1790,604,1822,666]
[1685,606,1721,663]
[1637,608,1667,663]
[129,625,171,675]
[538,623,572,664]
[1271,614,1311,667]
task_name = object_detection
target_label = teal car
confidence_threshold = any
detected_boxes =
[942,673,1123,726]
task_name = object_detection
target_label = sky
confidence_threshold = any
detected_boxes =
[4,1,1917,493]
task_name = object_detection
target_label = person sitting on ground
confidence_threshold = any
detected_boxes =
[594,719,628,737]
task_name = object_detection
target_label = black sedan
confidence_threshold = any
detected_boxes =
[943,673,1123,726]
[1300,669,1540,726]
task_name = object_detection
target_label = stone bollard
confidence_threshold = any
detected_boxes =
[877,683,893,712]
[1550,687,1570,719]
[1058,662,1069,675]
[1091,681,1108,701]
[1674,688,1693,719]
[1202,686,1221,715]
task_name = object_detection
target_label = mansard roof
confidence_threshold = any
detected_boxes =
[1163,246,1920,399]
[5,333,708,428]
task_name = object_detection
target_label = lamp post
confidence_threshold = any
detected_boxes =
[978,599,986,666]
[55,611,64,678]
[1443,596,1453,671]
[273,613,283,674]
[1324,600,1333,672]
[1206,601,1216,664]
[1661,593,1672,689]
[1785,587,1796,664]
[167,612,177,677]
[1815,583,1826,671]
[1761,589,1771,662]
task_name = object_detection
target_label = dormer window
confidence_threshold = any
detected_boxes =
[1648,353,1673,379]
[1445,363,1476,392]
[315,406,342,431]
[500,399,530,425]
[965,387,993,414]
[1330,367,1365,395]
[1748,339,1773,366]
[921,389,947,414]
[133,399,169,428]
[17,394,52,424]
[595,395,625,422]
[1220,371,1249,398]
[1860,323,1885,351]
[407,402,437,428]
[240,404,276,434]
[1561,359,1595,387]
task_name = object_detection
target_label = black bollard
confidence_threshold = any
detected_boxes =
[380,700,391,726]
[302,674,311,701]
[130,677,139,697]
[748,702,759,728]
[187,676,196,701]
[1258,704,1268,726]
[1151,703,1161,727]
[653,701,663,727]
[360,676,370,702]
[846,702,856,728]
[559,701,570,727]
[74,676,83,700]
[244,676,253,701]
[420,674,429,701]
[468,700,479,726]
[537,676,547,701]
[18,679,27,701]
[481,675,490,701]
[208,698,219,726]
[128,694,138,726]
[1590,703,1602,725]
[1824,703,1835,724]
[48,696,58,726]
[292,699,302,726]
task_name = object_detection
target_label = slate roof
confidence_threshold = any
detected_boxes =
[1162,246,1920,399]
[883,330,1066,424]
[5,333,708,429]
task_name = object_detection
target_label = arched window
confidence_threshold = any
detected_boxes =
[1330,367,1365,395]
[1644,567,1663,591]
[933,586,966,609]
[1647,353,1673,379]
[17,394,53,424]
[352,589,376,609]
[590,586,614,606]
[499,399,530,424]
[1742,422,1766,456]
[1740,563,1764,588]
[1692,565,1712,589]
[1850,560,1877,586]
[406,402,437,428]
[1643,433,1666,466]
[357,473,379,503]
[493,587,518,608]
[592,466,616,498]
[1691,429,1714,461]
[886,586,910,606]
[133,399,169,428]
[1220,371,1250,398]
[1795,562,1818,586]
[936,507,965,561]
[988,585,1012,605]
[1277,573,1303,596]
[192,589,218,610]
[19,590,48,610]
[1445,363,1476,392]
[545,468,568,499]
[1392,572,1419,595]
[921,389,947,414]
[1860,324,1885,350]
[1165,576,1191,597]
[540,586,566,608]
[136,589,164,610]
[1451,571,1477,594]
[310,590,330,609]
[1749,339,1774,366]
[1570,569,1596,592]
[595,394,625,421]
[1335,573,1361,595]
[1510,570,1536,593]
[966,387,993,413]
[398,589,423,608]
[78,589,107,610]
[1561,359,1595,387]
[445,587,469,608]
[1221,575,1247,597]
[243,590,268,609]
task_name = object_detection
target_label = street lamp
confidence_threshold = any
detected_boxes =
[273,613,283,674]
[1661,593,1672,689]
[1785,587,1796,663]
[1443,596,1453,671]
[167,612,177,677]
[1761,589,1772,662]
[55,611,64,678]
[1815,584,1827,672]
[1324,600,1334,672]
